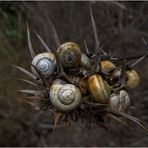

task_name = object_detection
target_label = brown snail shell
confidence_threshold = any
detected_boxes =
[101,60,116,74]
[58,42,82,68]
[31,52,56,78]
[87,74,111,103]
[109,90,130,112]
[50,79,81,112]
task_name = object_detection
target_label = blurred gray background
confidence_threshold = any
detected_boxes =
[0,1,148,146]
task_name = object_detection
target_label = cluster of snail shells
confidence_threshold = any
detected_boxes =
[85,59,140,112]
[29,41,140,113]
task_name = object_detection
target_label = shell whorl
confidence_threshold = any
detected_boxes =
[87,75,111,103]
[58,42,82,68]
[50,80,81,112]
[31,52,56,78]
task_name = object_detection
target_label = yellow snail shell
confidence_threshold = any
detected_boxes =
[50,79,81,112]
[101,60,116,74]
[58,42,82,68]
[31,52,56,78]
[111,69,140,89]
[126,69,140,90]
[109,90,130,112]
[87,74,111,103]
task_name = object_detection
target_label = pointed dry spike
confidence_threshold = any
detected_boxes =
[20,96,40,100]
[15,78,38,87]
[141,36,147,46]
[109,111,148,131]
[130,52,148,68]
[84,40,90,55]
[52,112,63,134]
[89,2,101,69]
[47,19,67,78]
[100,48,108,56]
[35,32,52,52]
[19,100,40,111]
[48,19,60,47]
[26,22,35,58]
[109,48,112,56]
[12,64,37,80]
[107,113,131,128]
[18,90,44,95]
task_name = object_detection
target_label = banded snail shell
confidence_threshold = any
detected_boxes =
[58,42,82,68]
[87,74,111,103]
[109,90,130,112]
[50,79,81,112]
[31,52,56,78]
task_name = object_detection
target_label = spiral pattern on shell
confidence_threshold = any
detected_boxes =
[58,42,82,68]
[31,52,56,78]
[50,80,81,112]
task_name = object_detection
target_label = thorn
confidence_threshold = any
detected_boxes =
[26,22,35,58]
[130,52,148,68]
[89,2,101,71]
[35,32,52,53]
[107,113,131,128]
[15,78,38,87]
[18,89,44,95]
[84,40,90,55]
[12,64,37,80]
[52,112,63,134]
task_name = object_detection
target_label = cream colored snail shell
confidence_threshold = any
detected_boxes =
[101,60,116,74]
[126,69,140,90]
[58,42,82,68]
[109,90,130,112]
[50,79,81,112]
[31,52,56,78]
[87,74,111,103]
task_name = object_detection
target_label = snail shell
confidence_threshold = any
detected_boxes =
[58,42,82,68]
[50,79,81,112]
[87,74,111,103]
[31,52,56,78]
[126,69,140,90]
[109,90,130,112]
[111,69,140,89]
[101,60,116,74]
